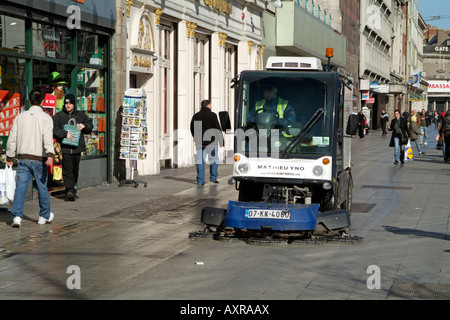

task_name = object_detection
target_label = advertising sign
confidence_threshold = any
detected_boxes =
[0,90,21,136]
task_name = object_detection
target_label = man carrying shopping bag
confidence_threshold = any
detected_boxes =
[53,94,93,201]
[6,90,55,228]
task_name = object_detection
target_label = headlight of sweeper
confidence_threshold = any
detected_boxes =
[237,163,250,174]
[312,165,324,177]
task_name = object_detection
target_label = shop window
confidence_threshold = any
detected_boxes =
[0,15,25,53]
[77,68,106,156]
[0,56,25,160]
[78,32,107,66]
[32,23,73,60]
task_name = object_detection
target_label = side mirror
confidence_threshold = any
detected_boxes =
[219,111,231,132]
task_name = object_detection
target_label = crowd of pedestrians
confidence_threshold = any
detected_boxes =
[385,108,450,164]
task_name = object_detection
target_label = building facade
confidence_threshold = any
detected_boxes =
[114,0,266,178]
[423,26,450,112]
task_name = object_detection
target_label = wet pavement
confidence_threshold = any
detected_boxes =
[1,125,450,304]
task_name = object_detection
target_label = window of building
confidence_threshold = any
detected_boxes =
[32,22,73,60]
[159,24,174,135]
[0,15,25,53]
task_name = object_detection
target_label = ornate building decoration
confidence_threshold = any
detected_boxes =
[154,8,163,25]
[186,21,197,38]
[138,13,155,52]
[219,32,228,47]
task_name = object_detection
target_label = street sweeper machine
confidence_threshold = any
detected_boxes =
[193,56,361,244]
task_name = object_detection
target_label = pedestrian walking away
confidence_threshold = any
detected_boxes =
[388,109,409,164]
[409,115,425,156]
[6,90,55,228]
[53,94,93,201]
[190,99,223,185]
[380,109,389,136]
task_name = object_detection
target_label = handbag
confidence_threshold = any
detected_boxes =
[53,141,63,165]
[62,118,81,147]
[436,139,443,150]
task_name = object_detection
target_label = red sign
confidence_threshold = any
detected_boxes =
[43,94,57,117]
[0,90,21,136]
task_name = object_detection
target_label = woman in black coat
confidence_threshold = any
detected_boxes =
[388,109,409,164]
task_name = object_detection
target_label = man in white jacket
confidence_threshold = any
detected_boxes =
[6,90,55,228]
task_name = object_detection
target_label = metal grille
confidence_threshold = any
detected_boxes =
[389,282,450,299]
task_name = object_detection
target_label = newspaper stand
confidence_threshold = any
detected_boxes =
[118,88,148,188]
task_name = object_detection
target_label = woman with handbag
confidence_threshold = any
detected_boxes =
[53,94,93,201]
[388,109,409,165]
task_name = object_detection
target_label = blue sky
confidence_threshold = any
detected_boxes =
[417,0,450,29]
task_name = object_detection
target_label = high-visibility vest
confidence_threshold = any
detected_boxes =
[255,98,291,137]
[255,97,289,119]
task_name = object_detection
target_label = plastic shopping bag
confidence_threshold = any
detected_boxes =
[62,118,81,147]
[5,165,16,202]
[404,141,413,161]
[53,165,63,181]
[0,169,7,205]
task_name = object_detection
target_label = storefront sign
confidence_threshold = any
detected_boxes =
[434,46,449,52]
[428,81,450,93]
[130,51,155,74]
[0,91,21,136]
[204,0,233,15]
[409,93,426,102]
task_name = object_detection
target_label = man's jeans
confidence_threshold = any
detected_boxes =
[195,145,219,185]
[394,137,405,162]
[12,159,51,219]
[419,126,428,144]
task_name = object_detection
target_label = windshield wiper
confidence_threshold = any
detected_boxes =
[280,108,325,159]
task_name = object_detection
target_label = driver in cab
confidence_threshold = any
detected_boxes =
[247,82,296,134]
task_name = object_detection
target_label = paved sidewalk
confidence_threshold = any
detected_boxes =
[1,125,450,302]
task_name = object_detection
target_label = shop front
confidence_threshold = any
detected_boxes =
[0,0,116,192]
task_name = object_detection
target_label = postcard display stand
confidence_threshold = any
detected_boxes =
[118,88,148,188]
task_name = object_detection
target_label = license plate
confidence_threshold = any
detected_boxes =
[245,209,291,220]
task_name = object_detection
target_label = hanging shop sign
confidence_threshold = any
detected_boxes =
[130,48,155,74]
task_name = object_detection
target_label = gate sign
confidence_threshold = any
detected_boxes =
[0,90,21,137]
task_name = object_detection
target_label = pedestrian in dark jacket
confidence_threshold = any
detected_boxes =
[357,111,366,138]
[388,109,409,164]
[53,94,93,200]
[190,100,223,185]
